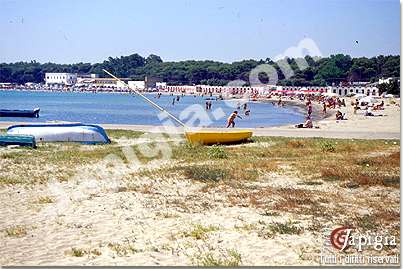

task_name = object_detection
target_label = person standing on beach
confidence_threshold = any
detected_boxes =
[322,102,327,115]
[208,100,212,110]
[226,111,242,128]
[205,100,209,110]
[172,98,175,106]
[307,103,313,117]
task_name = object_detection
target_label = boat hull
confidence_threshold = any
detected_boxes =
[7,123,110,144]
[0,135,36,148]
[185,130,253,145]
[0,108,40,118]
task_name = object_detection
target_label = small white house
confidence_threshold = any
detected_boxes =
[45,73,77,86]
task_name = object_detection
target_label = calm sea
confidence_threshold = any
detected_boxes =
[0,90,305,128]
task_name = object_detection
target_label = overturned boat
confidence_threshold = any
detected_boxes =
[7,123,110,144]
[0,134,36,148]
[0,108,40,118]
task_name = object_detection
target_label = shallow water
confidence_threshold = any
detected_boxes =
[0,90,305,128]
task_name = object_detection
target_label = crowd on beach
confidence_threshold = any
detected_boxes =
[289,93,397,129]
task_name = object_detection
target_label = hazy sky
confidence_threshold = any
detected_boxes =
[0,0,400,63]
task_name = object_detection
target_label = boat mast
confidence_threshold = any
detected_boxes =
[102,69,187,127]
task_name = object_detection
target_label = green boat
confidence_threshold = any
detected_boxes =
[0,135,36,148]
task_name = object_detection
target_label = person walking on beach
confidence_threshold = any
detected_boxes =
[205,100,209,110]
[322,102,327,115]
[208,100,212,110]
[172,98,175,106]
[226,111,242,128]
[176,95,180,102]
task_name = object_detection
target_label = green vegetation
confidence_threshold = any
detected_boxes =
[207,145,228,159]
[0,54,399,93]
[183,165,228,183]
[0,131,399,192]
[265,221,303,236]
[4,225,27,237]
[70,247,87,257]
[107,241,139,256]
[192,249,242,266]
[183,224,220,240]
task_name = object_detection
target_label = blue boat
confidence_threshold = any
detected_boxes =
[0,108,40,118]
[7,123,111,144]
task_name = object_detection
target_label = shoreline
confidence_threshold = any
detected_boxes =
[0,122,399,140]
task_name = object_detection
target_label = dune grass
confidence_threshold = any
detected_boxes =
[0,130,399,191]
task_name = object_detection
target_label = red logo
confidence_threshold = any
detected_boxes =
[330,226,354,251]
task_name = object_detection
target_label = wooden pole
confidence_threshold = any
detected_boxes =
[102,69,186,127]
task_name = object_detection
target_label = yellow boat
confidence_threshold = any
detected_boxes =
[185,130,253,145]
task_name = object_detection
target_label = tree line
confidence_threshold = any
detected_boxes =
[0,53,399,88]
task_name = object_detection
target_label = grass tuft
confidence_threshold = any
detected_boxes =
[183,224,220,240]
[207,145,228,159]
[193,249,242,266]
[4,225,27,237]
[260,220,303,238]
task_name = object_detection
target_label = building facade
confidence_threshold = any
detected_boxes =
[45,73,77,86]
[128,81,146,90]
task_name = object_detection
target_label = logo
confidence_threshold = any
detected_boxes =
[330,226,354,251]
[329,226,397,252]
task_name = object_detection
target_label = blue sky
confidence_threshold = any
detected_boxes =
[0,0,400,63]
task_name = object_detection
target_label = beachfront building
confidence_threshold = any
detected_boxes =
[128,81,145,90]
[160,84,380,97]
[328,86,379,96]
[45,73,77,86]
[161,85,272,96]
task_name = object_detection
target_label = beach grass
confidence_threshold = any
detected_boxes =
[192,249,242,266]
[0,130,399,189]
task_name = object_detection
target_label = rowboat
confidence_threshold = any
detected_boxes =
[0,135,36,148]
[185,130,253,145]
[7,123,110,144]
[0,108,40,118]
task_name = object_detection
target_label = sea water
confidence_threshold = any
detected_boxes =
[0,90,305,128]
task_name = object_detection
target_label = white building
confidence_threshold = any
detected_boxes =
[156,82,167,89]
[328,86,379,96]
[45,73,77,86]
[128,81,145,90]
